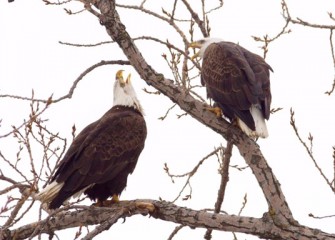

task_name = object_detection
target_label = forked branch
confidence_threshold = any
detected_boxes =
[90,0,294,227]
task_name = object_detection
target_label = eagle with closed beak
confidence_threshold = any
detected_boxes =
[190,38,273,138]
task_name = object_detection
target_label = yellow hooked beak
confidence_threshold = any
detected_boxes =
[189,41,202,49]
[116,70,124,81]
[189,41,202,60]
[116,70,126,86]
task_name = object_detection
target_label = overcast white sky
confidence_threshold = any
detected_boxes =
[1,0,335,239]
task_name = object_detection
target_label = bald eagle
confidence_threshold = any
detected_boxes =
[35,70,147,209]
[190,38,273,138]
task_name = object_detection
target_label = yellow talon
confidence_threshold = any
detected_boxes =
[135,202,155,213]
[93,194,120,207]
[111,194,120,203]
[206,106,222,117]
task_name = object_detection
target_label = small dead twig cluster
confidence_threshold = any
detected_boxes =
[163,146,224,203]
[279,0,335,95]
[290,108,335,194]
[0,94,67,234]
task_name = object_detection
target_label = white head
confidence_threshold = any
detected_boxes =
[189,37,223,58]
[113,70,144,114]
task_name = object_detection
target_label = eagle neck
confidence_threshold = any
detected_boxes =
[113,82,144,115]
[200,38,223,57]
[111,105,143,115]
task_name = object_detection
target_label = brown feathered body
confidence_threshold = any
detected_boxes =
[36,105,147,209]
[36,71,146,209]
[200,41,272,137]
[45,106,146,209]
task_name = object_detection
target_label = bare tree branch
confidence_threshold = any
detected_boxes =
[164,147,223,202]
[281,0,335,94]
[2,200,334,240]
[180,0,208,37]
[0,60,130,105]
[167,225,185,240]
[326,29,335,95]
[290,108,335,193]
[204,142,233,240]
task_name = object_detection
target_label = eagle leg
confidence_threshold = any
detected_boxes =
[206,106,222,117]
[93,194,120,207]
[92,200,104,207]
[111,194,120,203]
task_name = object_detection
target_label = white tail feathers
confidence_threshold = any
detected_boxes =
[237,105,269,138]
[35,182,94,208]
[34,181,64,204]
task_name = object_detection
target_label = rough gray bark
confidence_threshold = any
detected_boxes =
[3,200,335,240]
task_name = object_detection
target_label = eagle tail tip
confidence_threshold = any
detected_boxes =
[237,119,268,138]
[238,106,269,138]
[34,181,64,204]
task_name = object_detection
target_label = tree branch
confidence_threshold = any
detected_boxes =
[204,142,233,239]
[0,60,130,105]
[3,200,334,240]
[180,0,208,37]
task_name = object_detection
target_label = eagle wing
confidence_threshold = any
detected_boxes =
[201,41,272,130]
[241,46,272,119]
[49,107,146,208]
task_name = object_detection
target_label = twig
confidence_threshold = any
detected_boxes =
[333,146,335,189]
[158,104,177,120]
[42,0,71,5]
[282,0,335,94]
[205,0,224,15]
[204,141,233,240]
[290,17,335,30]
[0,60,130,105]
[0,97,52,138]
[63,8,85,15]
[325,29,335,95]
[164,147,224,203]
[170,0,178,22]
[181,0,208,37]
[167,225,185,240]
[238,193,248,216]
[0,151,30,184]
[290,108,335,193]
[2,194,29,229]
[116,3,189,45]
[59,40,113,47]
[252,1,291,58]
[309,212,335,219]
